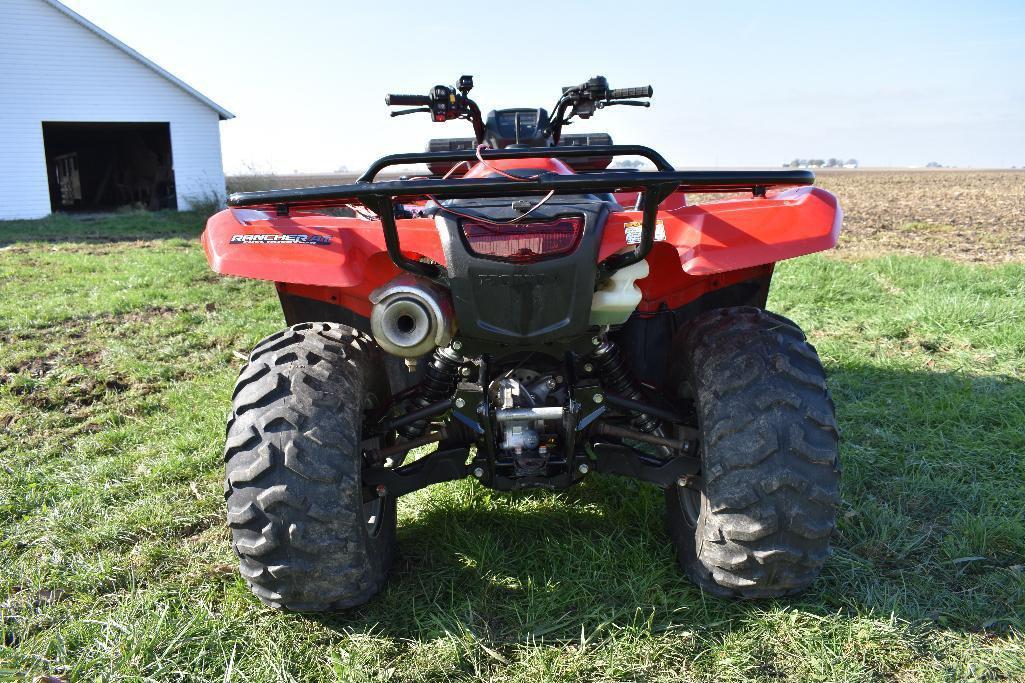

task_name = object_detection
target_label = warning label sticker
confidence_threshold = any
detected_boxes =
[624,220,666,245]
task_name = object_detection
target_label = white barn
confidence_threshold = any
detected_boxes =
[0,0,233,220]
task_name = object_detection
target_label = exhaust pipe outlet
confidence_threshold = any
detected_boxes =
[369,275,454,358]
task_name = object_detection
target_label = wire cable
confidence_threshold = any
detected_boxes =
[365,145,561,226]
[424,144,558,225]
[425,190,556,226]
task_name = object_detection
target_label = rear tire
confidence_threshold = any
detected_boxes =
[666,307,841,597]
[224,322,395,611]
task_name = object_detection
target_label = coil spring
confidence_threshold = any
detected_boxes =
[398,346,464,439]
[592,338,661,433]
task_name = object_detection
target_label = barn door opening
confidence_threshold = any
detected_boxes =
[42,122,176,212]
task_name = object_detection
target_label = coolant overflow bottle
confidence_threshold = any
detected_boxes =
[589,259,649,325]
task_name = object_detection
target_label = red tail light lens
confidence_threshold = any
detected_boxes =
[461,217,583,263]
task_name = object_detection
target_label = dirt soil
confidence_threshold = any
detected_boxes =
[814,170,1025,262]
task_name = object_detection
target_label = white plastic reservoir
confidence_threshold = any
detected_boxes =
[590,258,649,325]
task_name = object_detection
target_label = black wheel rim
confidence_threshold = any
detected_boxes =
[670,387,702,528]
[361,428,387,539]
[364,497,384,538]
[680,485,702,528]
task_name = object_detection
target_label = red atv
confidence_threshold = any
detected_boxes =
[203,76,842,611]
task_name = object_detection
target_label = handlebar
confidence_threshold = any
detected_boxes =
[385,94,431,106]
[608,86,653,100]
[385,76,652,147]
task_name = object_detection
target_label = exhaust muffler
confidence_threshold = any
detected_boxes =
[369,275,454,358]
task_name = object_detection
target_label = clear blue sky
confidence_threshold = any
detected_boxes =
[61,0,1025,173]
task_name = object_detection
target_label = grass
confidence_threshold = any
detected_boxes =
[1,211,1024,681]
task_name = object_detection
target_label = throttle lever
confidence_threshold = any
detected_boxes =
[390,107,431,117]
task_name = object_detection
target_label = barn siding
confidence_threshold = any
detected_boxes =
[0,0,228,219]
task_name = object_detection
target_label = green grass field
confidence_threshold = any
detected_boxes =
[1,211,1023,681]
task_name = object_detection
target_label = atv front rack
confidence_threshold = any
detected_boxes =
[227,145,815,279]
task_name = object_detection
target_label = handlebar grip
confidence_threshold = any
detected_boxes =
[385,94,431,106]
[608,86,653,100]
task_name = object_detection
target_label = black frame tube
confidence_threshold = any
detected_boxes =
[229,171,812,211]
[377,398,453,433]
[366,196,443,279]
[376,429,448,460]
[604,393,686,426]
[356,144,674,182]
[595,423,689,450]
[601,182,676,271]
[229,170,813,209]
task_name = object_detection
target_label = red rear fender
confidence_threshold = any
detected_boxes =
[600,186,842,275]
[202,185,840,315]
[202,208,444,288]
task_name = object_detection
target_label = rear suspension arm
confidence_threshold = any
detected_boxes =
[363,447,470,498]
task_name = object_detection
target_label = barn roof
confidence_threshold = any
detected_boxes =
[41,0,235,120]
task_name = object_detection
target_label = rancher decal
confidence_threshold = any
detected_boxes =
[230,234,331,245]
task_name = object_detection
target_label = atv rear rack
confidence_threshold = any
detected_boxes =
[227,145,814,279]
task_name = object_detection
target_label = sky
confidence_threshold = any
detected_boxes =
[60,0,1025,173]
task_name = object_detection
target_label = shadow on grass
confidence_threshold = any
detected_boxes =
[0,211,208,245]
[303,364,1025,644]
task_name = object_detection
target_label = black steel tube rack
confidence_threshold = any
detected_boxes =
[227,145,814,279]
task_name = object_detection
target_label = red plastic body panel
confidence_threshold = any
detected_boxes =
[202,209,444,289]
[202,158,841,316]
[461,156,576,178]
[599,186,841,275]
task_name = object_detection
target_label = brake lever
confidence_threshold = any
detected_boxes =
[597,100,651,109]
[390,107,431,117]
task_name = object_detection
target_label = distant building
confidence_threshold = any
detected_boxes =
[0,0,234,220]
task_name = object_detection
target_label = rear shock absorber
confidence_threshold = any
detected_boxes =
[591,338,661,433]
[397,346,464,439]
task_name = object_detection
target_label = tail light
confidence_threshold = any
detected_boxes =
[461,217,583,263]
